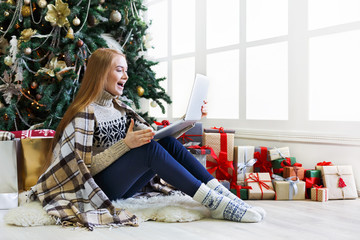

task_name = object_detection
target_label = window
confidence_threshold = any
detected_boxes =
[146,0,360,137]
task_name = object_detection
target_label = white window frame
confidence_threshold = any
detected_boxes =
[145,0,360,144]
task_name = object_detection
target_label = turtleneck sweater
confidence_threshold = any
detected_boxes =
[90,91,145,176]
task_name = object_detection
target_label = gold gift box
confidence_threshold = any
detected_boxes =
[245,172,275,200]
[273,180,305,200]
[268,147,290,161]
[311,187,328,202]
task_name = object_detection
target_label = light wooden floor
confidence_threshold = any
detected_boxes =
[1,199,360,240]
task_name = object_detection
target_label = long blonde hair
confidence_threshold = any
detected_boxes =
[44,48,126,171]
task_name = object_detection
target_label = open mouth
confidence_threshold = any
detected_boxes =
[117,82,125,87]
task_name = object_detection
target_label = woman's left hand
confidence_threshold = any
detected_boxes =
[201,100,208,118]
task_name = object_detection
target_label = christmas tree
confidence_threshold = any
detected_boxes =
[0,0,171,131]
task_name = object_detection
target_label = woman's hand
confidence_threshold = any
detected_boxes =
[201,100,208,118]
[124,119,155,149]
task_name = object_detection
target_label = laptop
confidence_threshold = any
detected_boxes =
[154,74,210,140]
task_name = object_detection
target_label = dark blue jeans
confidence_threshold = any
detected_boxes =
[94,136,214,201]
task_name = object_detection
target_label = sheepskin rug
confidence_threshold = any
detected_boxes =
[3,191,210,227]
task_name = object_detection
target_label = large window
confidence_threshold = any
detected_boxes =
[145,0,360,138]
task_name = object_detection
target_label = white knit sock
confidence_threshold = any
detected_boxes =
[193,184,261,223]
[206,178,266,219]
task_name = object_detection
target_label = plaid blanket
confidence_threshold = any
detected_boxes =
[29,100,150,230]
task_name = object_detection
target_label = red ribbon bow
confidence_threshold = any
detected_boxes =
[253,147,272,176]
[245,173,272,200]
[154,120,170,127]
[178,133,202,144]
[211,127,225,133]
[316,161,333,166]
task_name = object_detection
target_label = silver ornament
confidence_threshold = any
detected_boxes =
[24,0,31,5]
[99,0,105,3]
[24,47,32,55]
[150,101,158,108]
[110,10,121,23]
[37,0,47,8]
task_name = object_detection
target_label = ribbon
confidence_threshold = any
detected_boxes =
[177,133,202,144]
[316,161,333,166]
[237,158,257,183]
[272,174,299,200]
[231,185,252,198]
[154,120,170,127]
[187,145,213,155]
[305,177,321,189]
[245,173,272,200]
[253,147,272,176]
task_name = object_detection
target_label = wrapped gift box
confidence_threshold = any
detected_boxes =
[321,165,358,199]
[157,122,203,145]
[271,157,296,176]
[283,166,305,180]
[273,180,305,200]
[187,145,212,168]
[0,131,15,141]
[234,146,256,185]
[311,187,329,202]
[253,147,272,175]
[268,147,290,161]
[203,128,235,181]
[315,161,333,173]
[305,169,322,198]
[11,129,55,139]
[245,172,275,200]
[230,188,249,200]
[177,123,203,144]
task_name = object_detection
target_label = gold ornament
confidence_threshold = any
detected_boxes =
[36,57,73,80]
[72,16,80,26]
[20,28,37,42]
[137,86,144,97]
[0,102,4,109]
[24,0,31,5]
[45,0,71,27]
[24,47,32,55]
[65,27,74,39]
[150,101,157,108]
[4,56,12,66]
[99,0,105,4]
[6,0,15,5]
[37,0,47,8]
[21,5,31,17]
[110,10,121,22]
[4,11,10,17]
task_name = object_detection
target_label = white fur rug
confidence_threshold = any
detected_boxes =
[3,192,210,227]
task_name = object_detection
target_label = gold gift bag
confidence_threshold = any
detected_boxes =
[18,138,52,191]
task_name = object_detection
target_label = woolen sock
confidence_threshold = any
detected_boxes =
[193,183,261,223]
[206,178,266,219]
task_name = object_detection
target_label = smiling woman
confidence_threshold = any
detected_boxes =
[29,48,264,230]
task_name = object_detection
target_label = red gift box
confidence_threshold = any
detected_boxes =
[11,129,55,139]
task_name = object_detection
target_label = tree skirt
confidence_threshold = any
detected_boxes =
[4,191,210,227]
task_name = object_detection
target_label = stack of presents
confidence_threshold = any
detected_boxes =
[157,121,358,202]
[1,122,358,209]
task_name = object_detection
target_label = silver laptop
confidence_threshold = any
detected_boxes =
[154,74,210,140]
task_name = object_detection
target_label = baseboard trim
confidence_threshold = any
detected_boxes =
[234,128,360,146]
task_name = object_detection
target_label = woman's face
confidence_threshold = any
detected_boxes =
[105,55,128,96]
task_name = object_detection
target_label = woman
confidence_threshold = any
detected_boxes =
[31,48,265,230]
